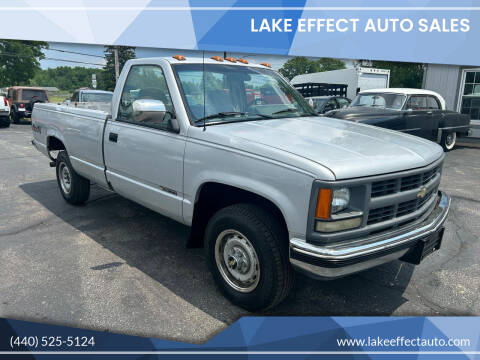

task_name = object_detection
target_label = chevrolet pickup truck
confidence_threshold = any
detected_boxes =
[32,56,451,311]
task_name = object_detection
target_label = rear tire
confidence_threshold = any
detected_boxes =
[56,151,90,205]
[441,131,456,151]
[205,203,294,311]
[0,116,10,128]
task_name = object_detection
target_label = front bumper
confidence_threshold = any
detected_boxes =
[290,191,450,279]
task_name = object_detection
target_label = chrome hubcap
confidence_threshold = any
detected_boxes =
[59,162,72,194]
[215,230,260,293]
[445,132,456,149]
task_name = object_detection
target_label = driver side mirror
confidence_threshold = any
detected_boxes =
[132,99,179,133]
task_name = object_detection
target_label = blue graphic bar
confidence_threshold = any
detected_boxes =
[0,0,477,65]
[1,317,479,359]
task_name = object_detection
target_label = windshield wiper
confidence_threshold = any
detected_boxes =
[194,111,273,124]
[271,108,300,115]
[195,111,246,124]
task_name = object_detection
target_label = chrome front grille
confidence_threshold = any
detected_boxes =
[367,164,441,229]
[371,166,440,198]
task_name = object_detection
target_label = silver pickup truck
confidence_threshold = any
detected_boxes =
[32,56,451,311]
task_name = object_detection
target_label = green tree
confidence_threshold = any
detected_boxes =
[279,57,320,81]
[371,61,424,88]
[316,57,347,72]
[279,56,346,81]
[31,66,105,92]
[99,45,136,91]
[0,40,48,87]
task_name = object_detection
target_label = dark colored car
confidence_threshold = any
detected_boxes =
[308,96,351,114]
[325,89,471,151]
[7,86,49,123]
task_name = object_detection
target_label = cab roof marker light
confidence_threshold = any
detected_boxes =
[260,62,271,68]
[172,55,186,61]
[211,56,223,62]
[237,58,249,64]
[225,57,236,63]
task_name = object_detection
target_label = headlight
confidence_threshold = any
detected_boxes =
[331,188,350,214]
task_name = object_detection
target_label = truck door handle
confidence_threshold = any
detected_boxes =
[109,132,118,142]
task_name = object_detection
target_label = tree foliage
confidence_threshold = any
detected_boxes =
[99,45,136,91]
[31,66,105,92]
[371,61,425,88]
[0,40,48,87]
[279,56,346,80]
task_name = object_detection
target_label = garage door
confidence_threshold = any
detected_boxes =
[358,73,389,92]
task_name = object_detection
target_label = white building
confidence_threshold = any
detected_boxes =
[423,64,480,137]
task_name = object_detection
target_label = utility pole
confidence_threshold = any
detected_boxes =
[114,47,120,81]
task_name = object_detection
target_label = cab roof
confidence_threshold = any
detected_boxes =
[359,88,442,97]
[131,56,272,69]
[9,86,48,91]
[359,88,446,109]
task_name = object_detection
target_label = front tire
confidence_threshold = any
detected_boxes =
[56,151,90,205]
[0,116,10,128]
[205,204,294,311]
[441,131,456,151]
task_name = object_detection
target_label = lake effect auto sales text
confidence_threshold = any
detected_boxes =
[250,18,470,33]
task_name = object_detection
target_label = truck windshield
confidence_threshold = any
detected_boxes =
[173,64,316,125]
[351,93,406,110]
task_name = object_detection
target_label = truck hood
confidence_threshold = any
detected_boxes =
[198,116,444,180]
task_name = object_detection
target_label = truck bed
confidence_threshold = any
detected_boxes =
[32,103,111,188]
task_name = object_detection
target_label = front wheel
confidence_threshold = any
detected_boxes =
[441,131,456,151]
[56,151,90,205]
[205,204,294,311]
[0,116,10,128]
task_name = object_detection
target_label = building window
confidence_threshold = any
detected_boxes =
[461,71,480,120]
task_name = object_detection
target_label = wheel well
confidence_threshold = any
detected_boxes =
[188,182,288,248]
[48,136,66,151]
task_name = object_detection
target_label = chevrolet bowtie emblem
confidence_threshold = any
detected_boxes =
[417,186,428,199]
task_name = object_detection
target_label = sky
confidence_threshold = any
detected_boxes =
[41,42,354,71]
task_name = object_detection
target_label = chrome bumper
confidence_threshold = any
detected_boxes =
[290,191,451,279]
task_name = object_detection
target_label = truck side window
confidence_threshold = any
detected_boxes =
[406,96,427,110]
[427,96,440,110]
[117,65,174,130]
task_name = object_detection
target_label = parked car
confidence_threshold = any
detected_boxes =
[32,56,450,311]
[0,94,11,128]
[70,89,113,103]
[308,96,351,114]
[325,89,470,151]
[7,86,49,124]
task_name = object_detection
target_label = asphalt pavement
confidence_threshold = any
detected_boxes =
[1,124,479,343]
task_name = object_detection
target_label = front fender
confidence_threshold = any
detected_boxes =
[183,141,315,239]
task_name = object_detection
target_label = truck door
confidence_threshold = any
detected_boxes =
[103,64,185,223]
[404,95,437,141]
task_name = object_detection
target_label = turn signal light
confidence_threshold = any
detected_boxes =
[225,57,236,63]
[3,97,7,106]
[172,55,186,61]
[237,58,249,64]
[19,103,24,108]
[260,62,272,68]
[315,189,332,219]
[211,56,223,62]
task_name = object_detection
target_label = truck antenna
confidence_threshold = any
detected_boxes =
[202,50,206,131]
